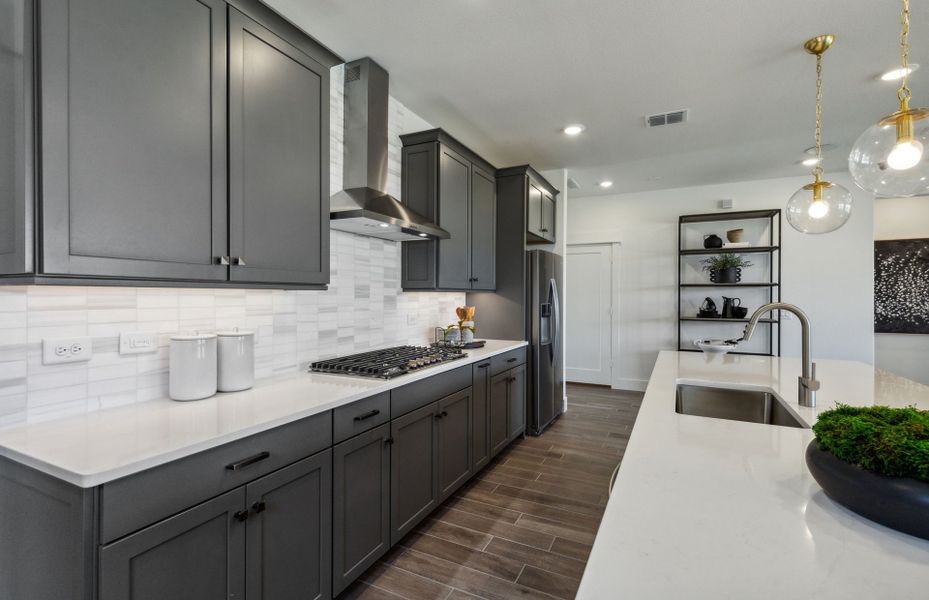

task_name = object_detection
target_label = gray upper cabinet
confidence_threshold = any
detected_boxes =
[99,487,247,600]
[500,165,559,245]
[245,451,332,600]
[38,0,229,281]
[0,0,338,288]
[0,0,31,276]
[228,9,329,286]
[332,424,391,596]
[400,129,496,291]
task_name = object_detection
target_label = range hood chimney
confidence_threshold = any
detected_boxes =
[330,58,449,241]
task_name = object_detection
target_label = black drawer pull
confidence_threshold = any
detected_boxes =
[353,409,381,422]
[225,451,270,471]
[252,501,267,514]
[385,437,394,445]
[233,510,249,522]
[477,362,490,369]
[434,413,444,420]
[506,358,517,363]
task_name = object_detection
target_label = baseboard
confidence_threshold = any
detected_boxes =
[613,378,647,392]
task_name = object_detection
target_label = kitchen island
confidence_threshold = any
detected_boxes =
[578,351,929,599]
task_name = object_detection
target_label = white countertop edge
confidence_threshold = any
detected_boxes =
[0,340,528,488]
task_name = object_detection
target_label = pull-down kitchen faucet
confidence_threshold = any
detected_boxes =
[740,302,820,408]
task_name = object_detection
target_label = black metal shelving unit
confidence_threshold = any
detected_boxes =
[678,209,782,356]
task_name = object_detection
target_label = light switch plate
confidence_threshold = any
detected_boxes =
[119,332,158,355]
[42,337,93,365]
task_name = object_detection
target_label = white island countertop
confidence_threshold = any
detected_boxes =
[0,340,526,488]
[578,351,929,600]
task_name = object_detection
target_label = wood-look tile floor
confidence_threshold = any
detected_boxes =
[340,383,643,600]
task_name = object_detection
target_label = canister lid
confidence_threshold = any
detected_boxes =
[170,332,217,341]
[216,328,255,337]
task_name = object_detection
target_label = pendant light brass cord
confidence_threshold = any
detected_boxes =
[899,0,911,109]
[813,52,824,181]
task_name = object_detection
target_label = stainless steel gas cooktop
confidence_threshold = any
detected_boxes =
[310,345,465,379]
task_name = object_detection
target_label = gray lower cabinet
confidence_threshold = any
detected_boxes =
[99,487,247,600]
[489,372,510,457]
[332,424,391,596]
[390,401,440,544]
[471,361,492,470]
[507,364,527,440]
[228,8,329,286]
[437,388,472,500]
[400,129,496,291]
[246,451,332,600]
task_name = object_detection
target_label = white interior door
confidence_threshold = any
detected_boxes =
[565,244,613,385]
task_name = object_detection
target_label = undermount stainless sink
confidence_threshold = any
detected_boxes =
[675,384,808,429]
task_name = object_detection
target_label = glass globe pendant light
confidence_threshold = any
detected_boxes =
[849,0,929,197]
[786,35,853,234]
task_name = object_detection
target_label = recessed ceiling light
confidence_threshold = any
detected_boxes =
[563,124,585,136]
[801,157,821,167]
[418,233,428,238]
[879,64,919,81]
[599,180,614,188]
[378,223,390,228]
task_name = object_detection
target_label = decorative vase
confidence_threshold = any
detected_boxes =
[460,321,475,344]
[703,234,723,249]
[805,440,929,540]
[726,228,744,243]
[710,267,741,284]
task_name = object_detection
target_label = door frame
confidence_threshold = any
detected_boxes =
[565,242,621,388]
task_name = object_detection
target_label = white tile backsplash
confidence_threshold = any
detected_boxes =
[0,65,466,426]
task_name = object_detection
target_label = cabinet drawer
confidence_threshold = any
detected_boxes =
[100,411,331,543]
[491,347,527,376]
[333,393,390,444]
[391,364,472,418]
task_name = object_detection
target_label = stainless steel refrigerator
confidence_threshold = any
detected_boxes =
[527,250,564,435]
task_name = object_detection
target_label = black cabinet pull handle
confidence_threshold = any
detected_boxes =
[540,228,548,232]
[385,437,394,445]
[506,358,517,363]
[477,362,490,369]
[225,451,270,471]
[441,411,449,417]
[472,278,479,282]
[353,409,380,421]
[252,501,266,514]
[233,510,249,522]
[434,413,444,420]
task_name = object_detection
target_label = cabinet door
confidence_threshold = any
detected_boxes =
[228,9,328,286]
[332,425,390,596]
[541,191,556,242]
[508,364,527,440]
[470,166,496,290]
[0,0,31,275]
[489,372,510,457]
[38,0,228,281]
[99,488,246,600]
[390,402,439,544]
[471,362,491,471]
[437,146,471,290]
[245,451,332,600]
[437,388,472,500]
[401,142,437,289]
[527,181,544,239]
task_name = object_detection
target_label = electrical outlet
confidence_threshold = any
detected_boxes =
[119,332,158,355]
[42,337,93,365]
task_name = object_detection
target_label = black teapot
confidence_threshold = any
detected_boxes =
[703,234,723,249]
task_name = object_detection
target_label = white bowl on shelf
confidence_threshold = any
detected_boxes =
[694,339,738,354]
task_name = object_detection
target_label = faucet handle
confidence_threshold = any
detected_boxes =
[800,362,821,391]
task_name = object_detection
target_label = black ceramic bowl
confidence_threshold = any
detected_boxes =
[806,440,929,540]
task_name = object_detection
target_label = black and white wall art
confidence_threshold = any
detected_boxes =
[874,238,929,334]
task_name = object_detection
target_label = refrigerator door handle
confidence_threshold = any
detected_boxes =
[549,277,560,361]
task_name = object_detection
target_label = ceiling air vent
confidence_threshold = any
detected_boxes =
[345,64,362,82]
[645,109,689,128]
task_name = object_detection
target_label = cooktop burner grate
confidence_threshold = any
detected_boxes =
[310,345,466,379]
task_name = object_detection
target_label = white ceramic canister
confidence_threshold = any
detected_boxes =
[216,329,255,392]
[169,333,218,401]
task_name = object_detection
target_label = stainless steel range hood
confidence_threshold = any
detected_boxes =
[330,58,449,241]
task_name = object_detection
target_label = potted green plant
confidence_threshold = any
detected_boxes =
[701,254,753,284]
[806,404,929,540]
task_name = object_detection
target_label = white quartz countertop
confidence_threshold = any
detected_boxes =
[0,340,527,488]
[577,351,929,600]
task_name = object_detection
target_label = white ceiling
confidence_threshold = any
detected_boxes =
[266,0,929,197]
